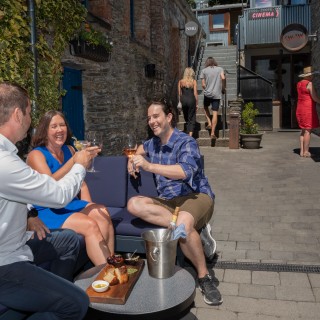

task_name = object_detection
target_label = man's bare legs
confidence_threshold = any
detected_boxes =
[203,105,212,129]
[127,196,210,278]
[210,111,218,138]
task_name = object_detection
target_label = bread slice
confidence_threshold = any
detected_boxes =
[114,265,129,284]
[103,265,118,286]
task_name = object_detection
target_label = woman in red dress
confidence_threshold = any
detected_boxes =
[296,66,320,157]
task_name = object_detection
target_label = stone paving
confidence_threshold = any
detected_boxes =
[181,130,320,320]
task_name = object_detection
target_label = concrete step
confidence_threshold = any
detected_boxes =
[197,137,230,147]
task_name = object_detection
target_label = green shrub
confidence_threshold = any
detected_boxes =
[77,25,113,52]
[240,102,259,134]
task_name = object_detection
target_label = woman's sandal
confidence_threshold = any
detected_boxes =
[303,152,312,158]
[211,134,217,139]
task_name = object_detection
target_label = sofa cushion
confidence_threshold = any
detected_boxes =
[111,169,160,237]
[85,156,128,208]
[111,208,159,237]
[127,170,159,199]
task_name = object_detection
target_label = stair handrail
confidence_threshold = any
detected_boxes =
[239,64,272,85]
[191,26,205,72]
[238,64,272,97]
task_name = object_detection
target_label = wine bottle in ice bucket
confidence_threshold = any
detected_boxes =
[162,206,180,241]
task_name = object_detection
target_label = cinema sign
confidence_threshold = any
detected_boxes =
[248,8,280,20]
[280,24,308,52]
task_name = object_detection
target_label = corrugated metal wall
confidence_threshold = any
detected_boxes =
[241,4,310,45]
[282,4,311,31]
[244,6,282,45]
[208,31,228,46]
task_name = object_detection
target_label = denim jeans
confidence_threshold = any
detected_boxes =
[0,229,89,319]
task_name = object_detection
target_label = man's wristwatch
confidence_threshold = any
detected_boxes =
[27,208,38,218]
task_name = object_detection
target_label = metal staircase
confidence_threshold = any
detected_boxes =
[178,45,238,147]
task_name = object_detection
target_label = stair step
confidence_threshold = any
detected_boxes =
[197,137,229,147]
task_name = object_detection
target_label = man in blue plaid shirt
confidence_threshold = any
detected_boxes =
[127,100,222,306]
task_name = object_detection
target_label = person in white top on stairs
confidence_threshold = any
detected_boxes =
[200,57,226,139]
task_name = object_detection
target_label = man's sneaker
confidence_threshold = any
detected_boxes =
[198,274,223,306]
[200,223,216,261]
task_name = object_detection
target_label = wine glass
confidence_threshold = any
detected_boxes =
[74,140,89,151]
[123,134,137,170]
[123,134,137,158]
[86,131,103,172]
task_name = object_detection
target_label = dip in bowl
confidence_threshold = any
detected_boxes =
[92,280,109,292]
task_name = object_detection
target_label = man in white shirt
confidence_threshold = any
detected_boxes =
[0,82,99,319]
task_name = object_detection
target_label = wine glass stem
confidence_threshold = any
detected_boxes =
[91,158,95,171]
[129,155,135,170]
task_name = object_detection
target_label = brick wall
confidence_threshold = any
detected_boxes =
[62,0,199,155]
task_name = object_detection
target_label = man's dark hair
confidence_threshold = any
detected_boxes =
[0,82,29,126]
[149,98,177,128]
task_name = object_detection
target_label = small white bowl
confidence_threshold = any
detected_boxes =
[92,280,109,293]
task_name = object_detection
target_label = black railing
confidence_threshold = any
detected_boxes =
[239,65,273,130]
[191,27,205,72]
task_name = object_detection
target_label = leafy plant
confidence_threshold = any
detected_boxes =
[240,102,259,134]
[76,24,113,52]
[0,0,86,126]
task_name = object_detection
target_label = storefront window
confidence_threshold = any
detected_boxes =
[212,14,224,29]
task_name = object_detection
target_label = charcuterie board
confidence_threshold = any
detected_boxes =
[86,260,145,305]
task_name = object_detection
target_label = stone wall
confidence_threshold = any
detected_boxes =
[62,0,200,155]
[311,0,320,135]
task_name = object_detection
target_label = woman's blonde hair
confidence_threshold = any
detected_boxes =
[183,67,195,81]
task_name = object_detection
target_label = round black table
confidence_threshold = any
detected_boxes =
[75,262,196,320]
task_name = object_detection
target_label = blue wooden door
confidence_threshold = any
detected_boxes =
[62,67,85,139]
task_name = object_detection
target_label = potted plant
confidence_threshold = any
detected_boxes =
[70,24,113,62]
[240,102,263,149]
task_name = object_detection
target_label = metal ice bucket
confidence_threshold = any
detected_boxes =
[141,228,179,279]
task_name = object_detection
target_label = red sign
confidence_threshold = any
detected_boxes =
[249,8,279,20]
[280,24,308,52]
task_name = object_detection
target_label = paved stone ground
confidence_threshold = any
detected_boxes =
[181,130,320,320]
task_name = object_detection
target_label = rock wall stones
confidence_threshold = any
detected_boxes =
[62,0,200,155]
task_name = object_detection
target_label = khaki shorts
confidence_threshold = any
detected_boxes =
[151,193,214,231]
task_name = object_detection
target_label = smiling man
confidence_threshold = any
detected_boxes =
[127,100,222,306]
[0,82,101,319]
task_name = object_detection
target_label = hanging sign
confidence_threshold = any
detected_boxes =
[185,21,198,37]
[280,24,308,52]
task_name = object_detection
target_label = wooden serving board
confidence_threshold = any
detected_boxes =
[86,260,145,305]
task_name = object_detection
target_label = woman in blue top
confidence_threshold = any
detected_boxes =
[27,111,114,266]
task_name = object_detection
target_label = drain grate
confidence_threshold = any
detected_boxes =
[214,261,320,273]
